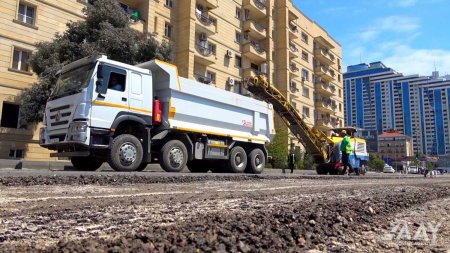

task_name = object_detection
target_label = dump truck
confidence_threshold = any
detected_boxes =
[40,55,275,173]
[243,76,369,175]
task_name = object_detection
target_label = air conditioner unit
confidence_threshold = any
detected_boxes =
[226,50,233,58]
[199,33,207,41]
[228,77,235,86]
[301,77,306,82]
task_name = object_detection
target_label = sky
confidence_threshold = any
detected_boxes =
[294,0,450,76]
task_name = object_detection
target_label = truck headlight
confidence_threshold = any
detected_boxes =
[70,122,88,133]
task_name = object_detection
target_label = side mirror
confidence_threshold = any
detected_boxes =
[95,79,103,93]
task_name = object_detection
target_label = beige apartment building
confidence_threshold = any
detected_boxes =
[0,0,343,160]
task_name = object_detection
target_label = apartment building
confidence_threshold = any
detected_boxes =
[0,0,343,160]
[344,62,450,156]
[377,129,414,163]
[0,0,85,160]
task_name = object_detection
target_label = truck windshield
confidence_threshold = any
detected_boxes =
[49,64,95,100]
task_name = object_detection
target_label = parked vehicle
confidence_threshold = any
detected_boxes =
[408,166,419,174]
[383,165,395,173]
[40,55,275,173]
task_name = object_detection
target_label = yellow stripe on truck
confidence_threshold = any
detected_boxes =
[93,100,152,114]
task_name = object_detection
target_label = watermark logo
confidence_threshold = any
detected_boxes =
[383,219,442,246]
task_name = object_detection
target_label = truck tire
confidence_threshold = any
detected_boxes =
[71,156,103,171]
[246,148,265,174]
[227,146,247,173]
[187,160,210,173]
[159,140,188,173]
[136,163,148,172]
[316,163,329,175]
[108,134,143,172]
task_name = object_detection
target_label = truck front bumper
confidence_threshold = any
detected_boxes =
[40,123,111,154]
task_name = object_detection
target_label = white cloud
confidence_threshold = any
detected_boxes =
[383,45,450,76]
[358,16,420,42]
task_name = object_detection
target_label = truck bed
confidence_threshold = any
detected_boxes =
[137,60,274,144]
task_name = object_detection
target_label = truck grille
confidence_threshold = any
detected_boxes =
[48,105,72,129]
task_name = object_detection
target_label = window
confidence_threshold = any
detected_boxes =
[338,89,341,97]
[301,51,308,62]
[1,102,20,128]
[301,32,308,44]
[339,103,342,112]
[9,149,24,159]
[235,7,241,20]
[208,43,216,55]
[302,106,310,118]
[207,71,216,83]
[301,69,309,81]
[302,87,309,98]
[12,48,31,72]
[165,0,173,8]
[164,23,172,38]
[235,32,241,44]
[235,56,242,68]
[18,3,35,25]
[108,72,126,92]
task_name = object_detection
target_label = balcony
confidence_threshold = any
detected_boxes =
[194,43,215,65]
[315,117,339,130]
[243,20,267,40]
[243,67,263,78]
[197,0,218,9]
[195,10,216,35]
[289,43,298,59]
[243,41,266,63]
[289,22,299,40]
[314,48,335,66]
[119,1,147,33]
[315,36,335,50]
[315,82,336,97]
[314,65,335,82]
[315,99,335,114]
[129,20,144,34]
[194,73,213,85]
[243,0,267,19]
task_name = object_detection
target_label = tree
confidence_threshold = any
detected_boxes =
[368,154,385,172]
[267,127,288,169]
[20,0,172,123]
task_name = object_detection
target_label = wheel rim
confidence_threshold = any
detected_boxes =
[169,147,184,168]
[254,154,263,169]
[119,142,137,165]
[234,152,245,168]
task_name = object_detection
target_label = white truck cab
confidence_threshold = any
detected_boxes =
[40,55,275,173]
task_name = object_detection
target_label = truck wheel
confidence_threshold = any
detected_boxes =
[108,134,143,172]
[159,140,188,173]
[246,148,265,174]
[316,163,329,175]
[136,163,148,172]
[71,156,103,171]
[227,146,247,173]
[187,160,210,173]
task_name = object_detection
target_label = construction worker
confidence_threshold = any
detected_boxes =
[340,130,353,175]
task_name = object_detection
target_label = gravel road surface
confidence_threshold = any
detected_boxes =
[1,170,449,252]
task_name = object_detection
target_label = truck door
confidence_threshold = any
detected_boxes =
[91,66,129,129]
